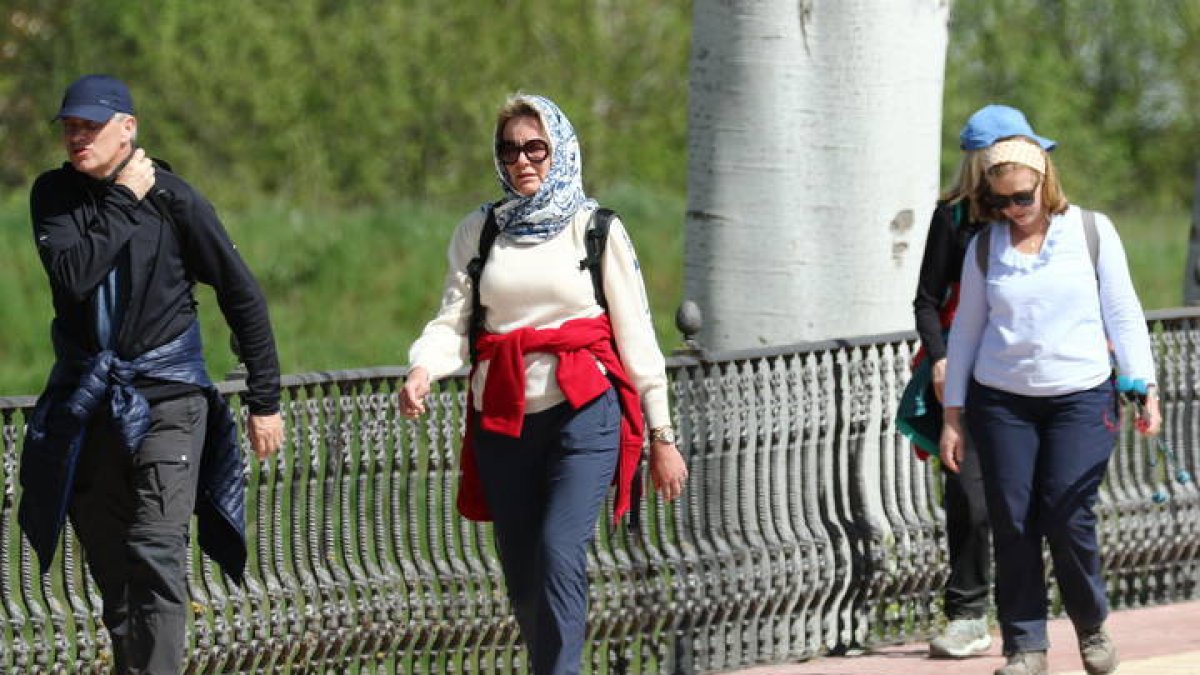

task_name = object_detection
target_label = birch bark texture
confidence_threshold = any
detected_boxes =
[685,0,950,350]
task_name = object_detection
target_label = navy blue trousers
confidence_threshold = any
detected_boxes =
[474,388,620,675]
[967,379,1117,654]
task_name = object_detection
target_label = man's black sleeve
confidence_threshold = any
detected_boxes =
[176,186,281,414]
[31,172,141,301]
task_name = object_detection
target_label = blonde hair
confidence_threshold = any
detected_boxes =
[494,94,544,143]
[970,136,1068,222]
[941,149,987,207]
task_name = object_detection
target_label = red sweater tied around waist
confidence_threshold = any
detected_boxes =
[456,315,645,522]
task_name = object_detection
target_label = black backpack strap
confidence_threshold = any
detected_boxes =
[974,223,992,278]
[467,206,613,363]
[579,207,615,311]
[576,207,644,529]
[144,181,194,282]
[147,189,182,242]
[467,208,500,363]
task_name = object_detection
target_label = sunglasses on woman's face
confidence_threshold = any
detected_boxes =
[497,139,550,165]
[986,187,1039,209]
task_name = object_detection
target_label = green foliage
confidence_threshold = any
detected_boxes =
[0,1,691,209]
[1115,208,1191,308]
[944,0,1199,212]
[0,2,1195,396]
[0,184,685,394]
[3,2,1192,212]
[0,194,55,394]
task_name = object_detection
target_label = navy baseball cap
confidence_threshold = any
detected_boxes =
[54,74,134,123]
[959,104,1055,152]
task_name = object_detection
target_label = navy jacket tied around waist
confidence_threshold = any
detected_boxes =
[19,321,247,583]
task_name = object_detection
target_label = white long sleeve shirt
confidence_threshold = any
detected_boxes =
[944,206,1156,407]
[408,205,671,428]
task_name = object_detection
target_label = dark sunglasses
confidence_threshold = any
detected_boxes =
[985,187,1039,209]
[497,139,550,165]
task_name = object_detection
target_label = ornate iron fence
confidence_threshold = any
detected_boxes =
[0,309,1197,673]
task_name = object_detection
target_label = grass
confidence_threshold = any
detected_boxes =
[1111,208,1191,311]
[0,185,686,394]
[0,189,1189,396]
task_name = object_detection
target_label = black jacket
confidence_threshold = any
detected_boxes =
[30,162,280,413]
[911,200,986,364]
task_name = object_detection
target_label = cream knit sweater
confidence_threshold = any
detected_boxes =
[408,205,671,429]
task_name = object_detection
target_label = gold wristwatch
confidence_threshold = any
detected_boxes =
[649,426,676,445]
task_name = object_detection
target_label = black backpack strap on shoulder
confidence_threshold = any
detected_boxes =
[580,207,615,311]
[974,223,992,278]
[467,208,500,363]
[145,185,194,282]
[144,160,184,249]
[146,189,181,240]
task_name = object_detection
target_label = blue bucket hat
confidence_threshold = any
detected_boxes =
[959,104,1055,151]
[55,74,134,123]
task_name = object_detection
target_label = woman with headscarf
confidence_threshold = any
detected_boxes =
[939,127,1160,675]
[400,93,688,674]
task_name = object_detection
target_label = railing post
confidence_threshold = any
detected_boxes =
[225,333,248,381]
[669,299,702,675]
[675,300,704,356]
[1184,161,1200,306]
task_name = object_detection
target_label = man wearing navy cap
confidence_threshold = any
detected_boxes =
[20,74,285,673]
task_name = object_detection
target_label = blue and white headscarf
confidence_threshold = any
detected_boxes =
[491,94,596,243]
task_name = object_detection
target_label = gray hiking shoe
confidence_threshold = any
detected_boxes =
[1078,625,1119,674]
[994,650,1048,675]
[929,617,992,658]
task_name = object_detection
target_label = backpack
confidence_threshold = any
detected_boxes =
[144,163,198,284]
[975,209,1099,277]
[466,207,616,362]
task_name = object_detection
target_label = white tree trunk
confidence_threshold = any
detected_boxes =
[685,0,950,350]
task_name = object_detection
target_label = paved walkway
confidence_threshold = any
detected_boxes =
[722,600,1200,674]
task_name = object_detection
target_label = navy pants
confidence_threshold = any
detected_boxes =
[967,379,1117,654]
[474,388,620,675]
[942,433,991,619]
[70,393,207,675]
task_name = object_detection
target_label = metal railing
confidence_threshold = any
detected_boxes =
[0,309,1197,673]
